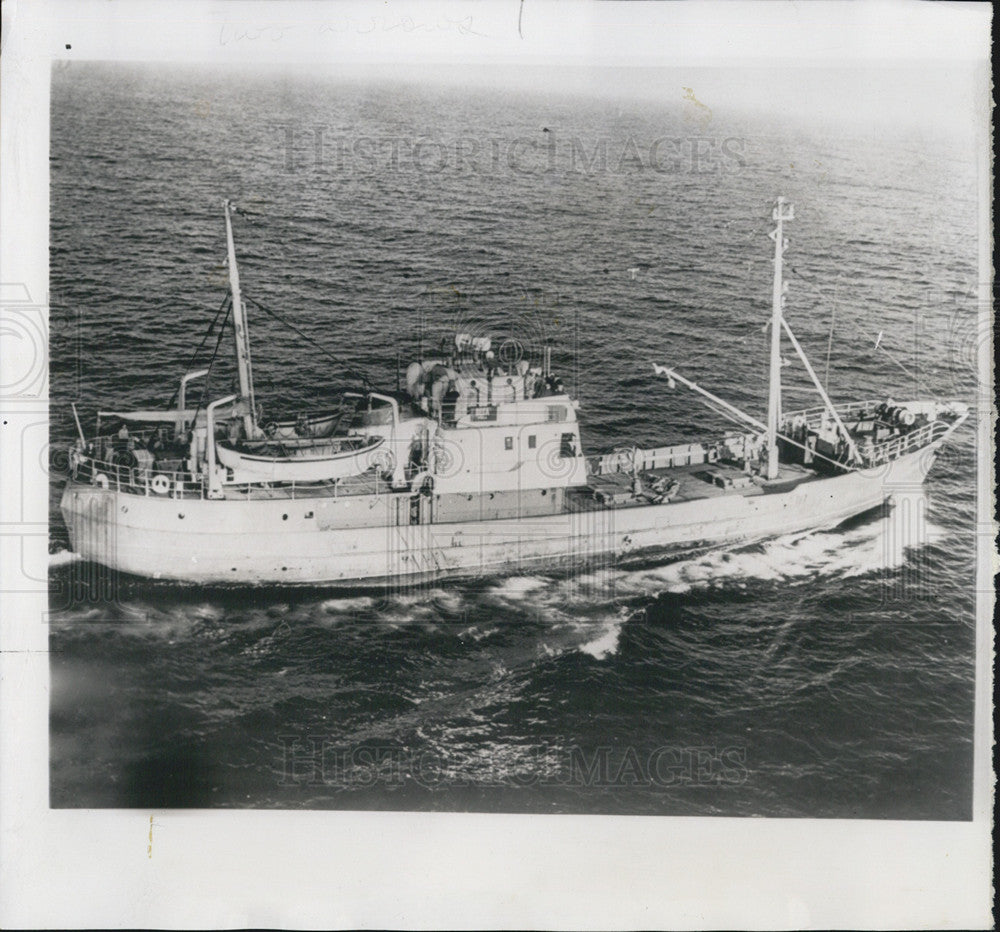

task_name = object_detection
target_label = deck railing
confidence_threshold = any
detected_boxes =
[783,400,882,428]
[860,419,948,467]
[71,451,207,499]
[70,445,388,502]
[584,403,950,479]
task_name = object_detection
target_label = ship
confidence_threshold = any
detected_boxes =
[59,198,969,587]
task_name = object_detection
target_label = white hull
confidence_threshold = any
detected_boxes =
[59,444,941,587]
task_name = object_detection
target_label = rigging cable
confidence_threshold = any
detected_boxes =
[188,300,233,428]
[242,293,373,389]
[165,293,232,409]
[662,375,858,473]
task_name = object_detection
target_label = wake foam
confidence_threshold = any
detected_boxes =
[617,499,945,597]
[49,549,83,568]
[479,497,946,660]
[574,607,630,659]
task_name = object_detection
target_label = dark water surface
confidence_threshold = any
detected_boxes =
[48,63,979,817]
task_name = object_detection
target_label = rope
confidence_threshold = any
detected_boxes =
[165,293,232,408]
[243,293,373,389]
[188,301,233,428]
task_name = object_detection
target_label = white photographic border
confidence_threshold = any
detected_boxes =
[1,1,993,928]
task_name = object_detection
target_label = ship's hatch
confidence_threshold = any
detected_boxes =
[694,468,754,490]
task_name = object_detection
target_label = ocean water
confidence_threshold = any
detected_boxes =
[48,63,980,817]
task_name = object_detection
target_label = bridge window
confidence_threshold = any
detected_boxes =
[547,405,567,423]
[528,435,537,449]
[504,436,513,451]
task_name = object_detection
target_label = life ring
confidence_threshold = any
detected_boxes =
[410,472,433,496]
[900,411,915,427]
[611,445,636,473]
[264,421,279,439]
[94,472,109,489]
[371,447,396,474]
[114,450,138,469]
[151,474,170,495]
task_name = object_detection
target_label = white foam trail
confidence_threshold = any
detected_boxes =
[191,603,224,623]
[561,507,943,659]
[576,611,627,659]
[49,549,82,567]
[488,575,550,601]
[320,596,375,613]
[616,501,946,596]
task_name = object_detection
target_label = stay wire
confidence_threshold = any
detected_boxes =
[243,293,373,389]
[189,301,233,428]
[165,293,232,409]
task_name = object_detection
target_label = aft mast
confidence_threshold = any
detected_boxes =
[766,197,794,480]
[224,199,259,439]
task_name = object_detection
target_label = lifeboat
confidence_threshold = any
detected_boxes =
[215,434,388,482]
[263,410,343,440]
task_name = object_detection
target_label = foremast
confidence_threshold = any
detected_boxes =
[654,195,862,473]
[224,199,259,439]
[766,197,793,479]
[765,198,860,468]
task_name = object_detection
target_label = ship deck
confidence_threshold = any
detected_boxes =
[69,451,824,507]
[213,460,822,506]
[569,460,818,511]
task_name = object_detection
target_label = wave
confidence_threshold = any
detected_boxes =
[49,549,82,567]
[574,607,630,659]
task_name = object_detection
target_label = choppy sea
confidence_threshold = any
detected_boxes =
[48,62,980,817]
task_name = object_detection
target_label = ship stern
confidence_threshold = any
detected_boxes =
[60,480,122,571]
